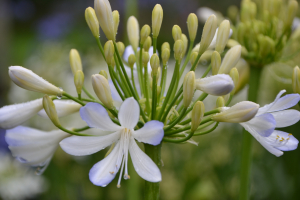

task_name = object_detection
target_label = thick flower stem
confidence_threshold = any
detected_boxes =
[239,66,262,200]
[144,143,161,200]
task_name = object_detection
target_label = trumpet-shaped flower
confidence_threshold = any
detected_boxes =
[60,98,164,187]
[240,90,300,156]
[195,74,234,96]
[5,126,69,173]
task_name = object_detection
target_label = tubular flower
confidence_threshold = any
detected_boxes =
[5,126,69,174]
[60,98,164,187]
[240,90,300,157]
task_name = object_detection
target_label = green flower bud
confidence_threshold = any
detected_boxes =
[112,10,119,37]
[142,51,150,65]
[211,51,221,75]
[116,42,125,56]
[74,70,84,95]
[190,52,199,66]
[85,7,100,38]
[99,70,108,79]
[216,97,225,108]
[218,45,241,74]
[150,53,160,75]
[285,0,298,28]
[143,36,152,52]
[128,54,136,68]
[187,13,198,42]
[104,40,115,66]
[199,15,217,55]
[152,4,163,38]
[43,95,60,126]
[234,59,249,93]
[92,74,114,109]
[162,48,170,65]
[140,25,151,45]
[191,101,205,132]
[181,34,188,56]
[127,16,140,52]
[161,42,170,52]
[69,49,82,75]
[215,20,231,53]
[229,67,239,95]
[227,5,239,24]
[183,71,196,108]
[293,66,300,94]
[174,40,184,60]
[172,25,182,41]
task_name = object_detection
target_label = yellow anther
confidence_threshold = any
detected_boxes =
[289,133,293,135]
[287,138,290,140]
[279,139,284,142]
[281,137,285,140]
[110,171,114,174]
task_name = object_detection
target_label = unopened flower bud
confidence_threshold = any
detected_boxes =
[128,54,136,68]
[150,54,160,75]
[293,66,300,94]
[161,42,170,51]
[190,52,199,66]
[151,67,160,83]
[199,50,213,65]
[43,95,60,126]
[212,101,259,123]
[116,42,125,56]
[285,1,298,28]
[99,70,108,79]
[229,67,239,95]
[142,51,150,65]
[92,74,114,109]
[227,5,238,23]
[211,51,221,75]
[174,40,184,60]
[152,4,163,38]
[140,25,151,45]
[9,66,62,95]
[258,35,275,58]
[216,97,225,107]
[127,16,140,51]
[227,39,248,56]
[199,15,217,55]
[94,0,115,41]
[191,101,205,132]
[183,71,196,108]
[215,20,231,53]
[74,70,84,95]
[181,34,188,56]
[218,45,241,74]
[162,48,170,65]
[85,7,100,38]
[172,25,182,41]
[143,36,152,52]
[112,10,119,36]
[234,59,249,93]
[104,40,115,66]
[69,49,82,75]
[187,13,198,42]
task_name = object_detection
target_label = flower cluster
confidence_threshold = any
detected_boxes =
[1,0,299,191]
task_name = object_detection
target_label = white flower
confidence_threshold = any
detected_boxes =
[241,90,300,157]
[60,97,164,187]
[38,100,82,118]
[195,74,234,96]
[9,66,63,95]
[197,7,217,23]
[5,126,69,173]
[0,99,43,129]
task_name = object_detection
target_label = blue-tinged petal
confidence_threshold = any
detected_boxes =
[257,90,286,115]
[118,98,140,129]
[89,142,123,187]
[267,93,300,112]
[80,103,121,131]
[241,113,276,137]
[60,131,121,156]
[271,109,300,128]
[255,135,284,157]
[129,137,161,182]
[264,130,299,151]
[109,80,123,102]
[132,121,164,145]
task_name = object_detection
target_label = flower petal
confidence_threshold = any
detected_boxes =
[255,135,284,157]
[195,74,234,96]
[60,131,121,156]
[0,99,43,129]
[118,97,140,129]
[265,130,299,151]
[271,109,300,128]
[5,126,68,166]
[241,113,276,137]
[267,93,300,112]
[129,137,161,182]
[109,80,123,102]
[89,141,123,187]
[38,100,82,118]
[132,121,164,145]
[80,102,121,131]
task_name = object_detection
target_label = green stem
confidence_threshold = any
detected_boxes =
[131,67,139,97]
[239,66,262,200]
[159,64,167,101]
[179,40,194,77]
[109,68,126,100]
[95,37,106,61]
[144,143,161,200]
[164,108,187,132]
[82,86,95,100]
[114,54,132,97]
[138,44,145,96]
[153,37,157,54]
[161,88,183,123]
[144,64,151,116]
[152,75,157,119]
[63,92,85,106]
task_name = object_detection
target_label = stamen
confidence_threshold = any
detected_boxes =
[117,157,125,188]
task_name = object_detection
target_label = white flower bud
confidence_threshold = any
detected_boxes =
[191,101,205,132]
[74,70,84,95]
[172,25,182,41]
[112,10,119,36]
[127,16,140,52]
[38,100,82,118]
[212,101,259,123]
[199,15,217,55]
[187,13,198,42]
[183,71,196,108]
[195,74,234,96]
[85,7,100,38]
[94,0,115,41]
[218,45,241,74]
[43,95,61,126]
[69,49,82,75]
[92,74,114,109]
[9,66,63,95]
[215,20,231,53]
[211,51,221,75]
[152,4,163,38]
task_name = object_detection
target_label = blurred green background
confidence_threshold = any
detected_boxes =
[1,0,300,199]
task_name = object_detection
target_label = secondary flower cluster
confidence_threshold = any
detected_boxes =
[1,0,299,189]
